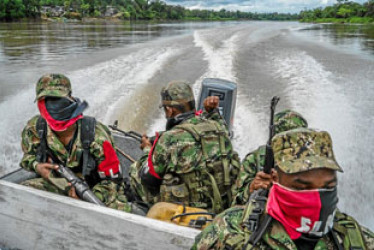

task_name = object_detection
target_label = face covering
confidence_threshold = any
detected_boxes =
[45,96,87,121]
[266,182,338,240]
[165,110,195,130]
[38,97,88,131]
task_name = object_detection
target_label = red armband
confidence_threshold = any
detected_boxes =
[98,141,120,178]
[147,132,161,179]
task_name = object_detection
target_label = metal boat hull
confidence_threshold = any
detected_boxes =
[0,180,199,249]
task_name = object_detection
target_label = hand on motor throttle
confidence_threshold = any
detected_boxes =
[204,96,219,113]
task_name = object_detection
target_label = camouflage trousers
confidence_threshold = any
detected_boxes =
[21,177,133,213]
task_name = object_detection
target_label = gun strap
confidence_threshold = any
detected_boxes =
[333,211,367,250]
[36,116,48,163]
[81,116,96,177]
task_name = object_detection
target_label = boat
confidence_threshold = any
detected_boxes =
[0,78,237,250]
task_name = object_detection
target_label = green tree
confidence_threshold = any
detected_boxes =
[0,0,26,21]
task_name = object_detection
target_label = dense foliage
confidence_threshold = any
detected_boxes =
[0,0,298,21]
[300,0,374,23]
[0,0,373,22]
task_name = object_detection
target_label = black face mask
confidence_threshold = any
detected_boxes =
[45,97,88,121]
[165,111,195,130]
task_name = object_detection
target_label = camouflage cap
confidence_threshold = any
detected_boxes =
[35,73,72,101]
[273,109,308,135]
[272,128,343,174]
[160,80,195,108]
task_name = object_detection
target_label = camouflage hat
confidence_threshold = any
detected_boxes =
[274,109,308,135]
[160,81,195,109]
[272,128,343,174]
[35,73,72,101]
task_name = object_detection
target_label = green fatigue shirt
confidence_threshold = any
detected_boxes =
[192,206,374,250]
[130,111,240,213]
[232,145,265,206]
[20,115,131,212]
[21,115,114,172]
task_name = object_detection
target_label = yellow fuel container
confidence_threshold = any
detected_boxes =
[147,202,214,230]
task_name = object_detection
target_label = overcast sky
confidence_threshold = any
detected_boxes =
[162,0,367,13]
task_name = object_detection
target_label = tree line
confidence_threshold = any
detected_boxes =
[1,0,373,22]
[0,0,298,21]
[300,0,374,23]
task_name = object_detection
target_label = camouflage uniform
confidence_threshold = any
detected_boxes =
[232,110,308,205]
[193,128,374,250]
[130,81,240,214]
[20,73,131,212]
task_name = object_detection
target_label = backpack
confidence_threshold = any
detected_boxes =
[167,118,239,214]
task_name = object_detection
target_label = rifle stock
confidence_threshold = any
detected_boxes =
[55,165,105,206]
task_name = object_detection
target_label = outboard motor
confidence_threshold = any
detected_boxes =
[198,78,237,136]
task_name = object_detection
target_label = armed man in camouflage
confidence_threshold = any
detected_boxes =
[130,80,240,214]
[193,128,374,250]
[20,73,131,212]
[232,110,308,205]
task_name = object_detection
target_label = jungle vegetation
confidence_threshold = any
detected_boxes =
[0,0,373,23]
[300,0,374,23]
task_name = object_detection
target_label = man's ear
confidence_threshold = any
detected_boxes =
[271,168,279,183]
[170,106,183,117]
[164,106,173,117]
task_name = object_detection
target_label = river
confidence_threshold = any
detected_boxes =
[0,21,373,230]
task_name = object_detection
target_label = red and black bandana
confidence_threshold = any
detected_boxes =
[38,97,87,131]
[267,183,338,239]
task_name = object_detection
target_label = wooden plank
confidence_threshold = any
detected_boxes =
[0,180,199,250]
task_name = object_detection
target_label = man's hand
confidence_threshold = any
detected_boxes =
[35,163,58,180]
[204,96,219,113]
[140,134,152,150]
[68,185,80,200]
[249,171,273,193]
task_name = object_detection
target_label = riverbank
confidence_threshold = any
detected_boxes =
[301,17,374,24]
[0,16,298,24]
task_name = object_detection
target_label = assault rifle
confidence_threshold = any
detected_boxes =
[109,120,157,144]
[55,164,105,206]
[109,120,143,142]
[242,96,280,249]
[263,96,280,174]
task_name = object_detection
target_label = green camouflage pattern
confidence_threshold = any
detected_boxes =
[231,145,265,205]
[35,73,72,101]
[22,177,68,195]
[22,178,131,212]
[20,115,132,212]
[272,128,343,174]
[192,205,374,250]
[273,109,308,134]
[20,115,114,172]
[130,114,240,213]
[93,180,132,212]
[160,80,195,107]
[231,110,308,205]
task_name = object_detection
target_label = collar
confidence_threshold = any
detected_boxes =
[45,119,82,166]
[263,219,330,250]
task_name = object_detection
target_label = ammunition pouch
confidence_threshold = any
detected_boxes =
[160,174,189,205]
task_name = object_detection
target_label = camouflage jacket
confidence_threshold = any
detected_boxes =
[131,110,240,213]
[192,205,374,250]
[21,115,115,174]
[232,145,265,206]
